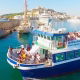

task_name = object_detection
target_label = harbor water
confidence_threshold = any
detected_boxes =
[1,21,80,80]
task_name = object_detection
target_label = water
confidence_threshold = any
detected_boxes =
[0,21,80,80]
[0,18,9,22]
[0,32,22,80]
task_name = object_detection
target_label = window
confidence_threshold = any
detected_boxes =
[38,34,40,37]
[33,36,38,42]
[47,36,50,40]
[44,35,46,39]
[46,36,53,40]
[50,37,54,40]
[56,36,65,49]
[56,36,62,42]
[55,53,65,62]
[66,51,74,60]
[40,49,43,54]
[41,34,43,38]
[75,50,80,57]
[38,34,43,37]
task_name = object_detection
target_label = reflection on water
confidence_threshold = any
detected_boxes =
[18,33,33,46]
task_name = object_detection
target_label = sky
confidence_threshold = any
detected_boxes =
[0,0,80,16]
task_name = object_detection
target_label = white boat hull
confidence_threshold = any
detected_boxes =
[18,26,32,34]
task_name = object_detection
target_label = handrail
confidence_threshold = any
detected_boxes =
[8,52,22,62]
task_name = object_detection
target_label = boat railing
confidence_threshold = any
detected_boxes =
[8,51,20,62]
[8,52,45,64]
[7,48,53,66]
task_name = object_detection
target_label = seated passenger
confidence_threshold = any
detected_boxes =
[35,53,41,64]
[8,48,14,58]
[18,55,23,63]
[77,32,80,37]
[26,44,31,51]
[8,48,13,54]
[18,52,27,63]
[29,55,35,64]
[18,46,27,63]
[21,52,27,59]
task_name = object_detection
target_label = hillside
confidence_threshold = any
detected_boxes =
[1,7,71,20]
[2,13,23,19]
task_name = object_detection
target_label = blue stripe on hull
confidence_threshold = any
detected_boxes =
[7,58,44,67]
[20,59,80,79]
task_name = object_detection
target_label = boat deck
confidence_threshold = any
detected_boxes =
[8,48,52,66]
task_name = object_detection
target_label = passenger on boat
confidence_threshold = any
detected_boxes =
[16,50,21,55]
[8,48,13,57]
[19,45,25,54]
[77,32,80,37]
[68,32,76,40]
[18,55,23,63]
[29,55,35,64]
[18,45,32,63]
[8,48,13,54]
[17,45,27,63]
[26,44,31,51]
[74,32,78,37]
[34,53,41,64]
[20,45,29,55]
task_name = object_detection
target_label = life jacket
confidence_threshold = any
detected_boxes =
[18,49,27,62]
[22,53,27,59]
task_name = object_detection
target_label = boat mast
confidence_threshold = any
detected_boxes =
[23,0,28,26]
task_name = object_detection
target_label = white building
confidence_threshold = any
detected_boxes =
[13,15,23,20]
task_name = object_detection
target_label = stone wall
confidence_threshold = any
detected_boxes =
[0,30,10,38]
[0,19,20,30]
[0,19,20,38]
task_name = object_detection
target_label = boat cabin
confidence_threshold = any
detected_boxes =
[33,30,68,50]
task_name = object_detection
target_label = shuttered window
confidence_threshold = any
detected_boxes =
[55,53,65,62]
[75,50,80,57]
[66,51,74,60]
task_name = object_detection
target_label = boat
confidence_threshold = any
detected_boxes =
[7,21,80,79]
[18,0,32,34]
[18,20,31,34]
[38,10,53,26]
